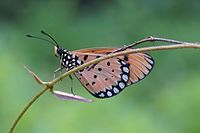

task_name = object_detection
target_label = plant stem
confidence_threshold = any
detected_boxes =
[113,36,187,52]
[9,87,49,133]
[8,37,200,133]
[50,42,200,86]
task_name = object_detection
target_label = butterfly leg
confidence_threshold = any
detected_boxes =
[54,67,64,79]
[69,75,75,95]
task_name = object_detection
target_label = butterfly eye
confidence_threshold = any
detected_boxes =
[54,46,64,57]
[54,46,59,57]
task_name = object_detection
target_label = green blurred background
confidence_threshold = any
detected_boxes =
[1,0,200,133]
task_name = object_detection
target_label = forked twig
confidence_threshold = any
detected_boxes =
[9,37,200,133]
[24,66,46,85]
[113,36,188,52]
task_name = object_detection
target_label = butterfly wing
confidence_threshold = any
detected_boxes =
[122,53,154,85]
[74,56,130,98]
[72,48,154,98]
[73,47,115,54]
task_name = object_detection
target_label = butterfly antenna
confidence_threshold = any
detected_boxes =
[26,34,55,46]
[41,30,58,44]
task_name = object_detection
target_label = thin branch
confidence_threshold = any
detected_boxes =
[24,66,46,85]
[9,87,49,133]
[9,37,200,133]
[50,42,200,86]
[128,36,187,46]
[114,36,188,52]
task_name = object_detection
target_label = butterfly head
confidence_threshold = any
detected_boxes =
[54,45,64,57]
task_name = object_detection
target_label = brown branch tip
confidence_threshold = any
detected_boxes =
[24,65,45,85]
[24,65,92,103]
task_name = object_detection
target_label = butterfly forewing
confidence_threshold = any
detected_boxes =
[72,48,154,98]
[73,52,130,98]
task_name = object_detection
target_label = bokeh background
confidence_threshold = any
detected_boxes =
[1,0,200,133]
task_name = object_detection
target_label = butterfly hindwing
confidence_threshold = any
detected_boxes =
[120,53,154,85]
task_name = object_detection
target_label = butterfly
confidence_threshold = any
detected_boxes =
[27,31,154,99]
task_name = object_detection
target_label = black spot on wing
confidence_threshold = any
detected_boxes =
[94,75,97,78]
[124,55,128,61]
[83,55,88,61]
[98,68,102,71]
[96,56,101,58]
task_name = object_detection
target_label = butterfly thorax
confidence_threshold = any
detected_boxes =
[58,48,81,70]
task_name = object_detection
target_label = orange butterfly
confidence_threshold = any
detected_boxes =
[27,31,154,98]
